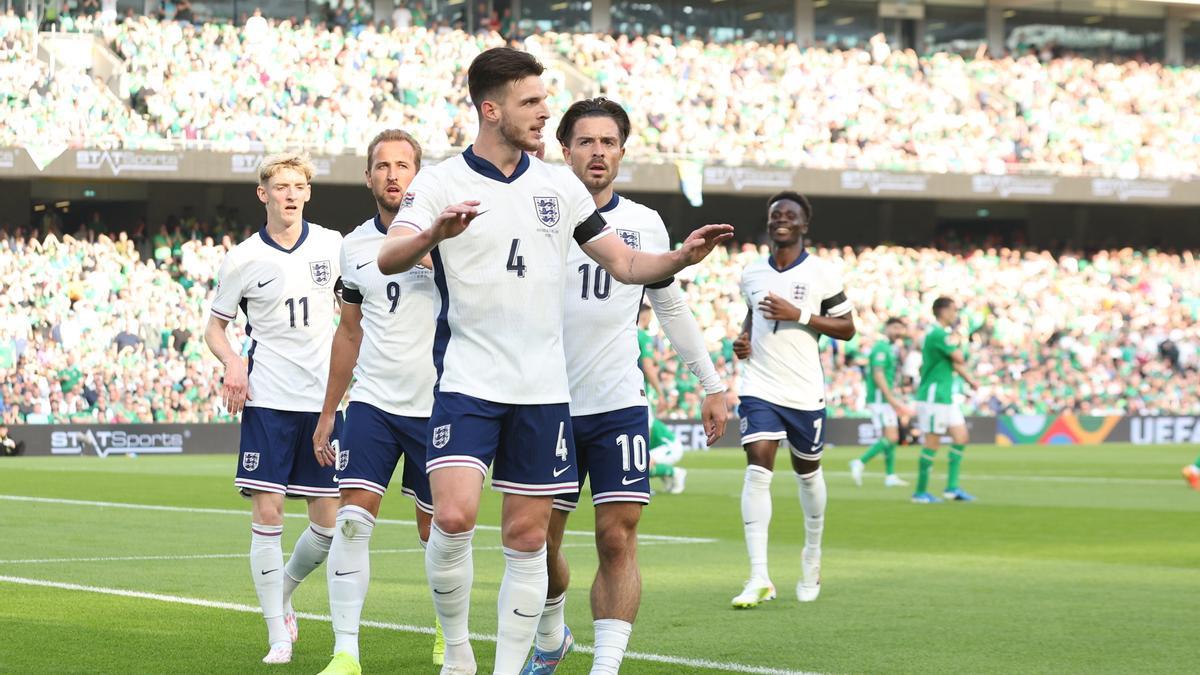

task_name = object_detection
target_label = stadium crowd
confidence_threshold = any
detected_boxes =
[4,12,1200,178]
[3,223,1197,425]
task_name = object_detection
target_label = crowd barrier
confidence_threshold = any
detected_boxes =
[10,415,1194,457]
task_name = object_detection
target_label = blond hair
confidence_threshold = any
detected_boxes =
[366,129,423,171]
[257,152,316,185]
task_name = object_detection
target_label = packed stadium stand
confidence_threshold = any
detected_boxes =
[2,12,1199,177]
[3,5,1198,425]
[3,221,1196,425]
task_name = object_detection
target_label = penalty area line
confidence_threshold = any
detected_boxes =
[0,494,717,544]
[0,574,815,675]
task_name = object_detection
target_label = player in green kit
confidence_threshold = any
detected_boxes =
[913,297,980,504]
[648,416,687,494]
[850,318,911,487]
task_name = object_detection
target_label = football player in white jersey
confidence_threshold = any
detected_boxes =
[204,152,344,664]
[730,192,855,609]
[522,97,730,675]
[377,48,732,675]
[310,130,442,675]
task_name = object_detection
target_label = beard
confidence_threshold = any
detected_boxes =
[375,187,403,212]
[499,116,540,153]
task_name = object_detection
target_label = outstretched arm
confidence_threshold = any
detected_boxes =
[582,224,733,285]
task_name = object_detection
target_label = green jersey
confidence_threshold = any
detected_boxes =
[865,339,897,405]
[650,417,675,449]
[917,324,958,404]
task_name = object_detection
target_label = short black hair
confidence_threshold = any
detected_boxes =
[932,297,955,316]
[767,191,813,224]
[556,97,632,147]
[885,317,906,327]
[467,47,544,113]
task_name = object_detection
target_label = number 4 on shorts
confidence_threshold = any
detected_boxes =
[554,421,569,461]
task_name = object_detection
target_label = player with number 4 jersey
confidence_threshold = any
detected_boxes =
[376,49,732,675]
[522,98,729,675]
[731,191,855,609]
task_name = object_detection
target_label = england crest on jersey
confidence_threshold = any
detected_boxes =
[336,448,349,472]
[242,451,260,471]
[791,282,809,303]
[616,229,641,249]
[432,424,451,449]
[310,260,332,286]
[534,197,560,227]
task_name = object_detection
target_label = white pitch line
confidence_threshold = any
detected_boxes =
[0,494,717,544]
[0,540,693,566]
[0,574,814,675]
[706,468,1178,486]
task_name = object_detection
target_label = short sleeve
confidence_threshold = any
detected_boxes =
[820,265,852,317]
[870,348,888,366]
[566,174,610,245]
[932,330,957,356]
[644,213,673,289]
[210,251,244,321]
[338,240,363,304]
[391,170,442,233]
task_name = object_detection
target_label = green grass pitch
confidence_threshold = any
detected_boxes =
[0,443,1196,674]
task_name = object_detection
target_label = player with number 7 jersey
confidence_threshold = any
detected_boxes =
[731,190,855,610]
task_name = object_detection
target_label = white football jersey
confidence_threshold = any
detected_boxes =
[392,147,609,404]
[211,222,343,413]
[340,216,438,417]
[563,194,670,416]
[739,251,853,411]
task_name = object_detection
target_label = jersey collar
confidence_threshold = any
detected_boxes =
[463,144,530,184]
[598,192,620,213]
[373,214,388,235]
[768,248,808,273]
[259,220,309,254]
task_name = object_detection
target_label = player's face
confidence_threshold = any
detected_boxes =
[938,303,959,325]
[495,75,550,153]
[562,115,625,194]
[366,140,418,213]
[888,323,908,342]
[767,199,807,247]
[257,167,311,227]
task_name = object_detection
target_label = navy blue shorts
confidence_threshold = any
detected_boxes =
[235,407,343,498]
[738,396,827,460]
[338,401,433,515]
[554,406,651,511]
[426,391,578,496]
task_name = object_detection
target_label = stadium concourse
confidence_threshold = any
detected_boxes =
[2,13,1200,178]
[1,223,1197,425]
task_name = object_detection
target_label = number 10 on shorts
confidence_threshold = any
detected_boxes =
[617,434,647,472]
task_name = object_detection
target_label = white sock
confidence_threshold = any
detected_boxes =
[535,593,566,651]
[494,546,549,674]
[590,619,633,675]
[796,468,826,553]
[328,506,374,661]
[250,523,288,647]
[741,465,773,583]
[283,521,335,613]
[426,523,475,667]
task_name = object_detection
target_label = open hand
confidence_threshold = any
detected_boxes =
[677,224,734,266]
